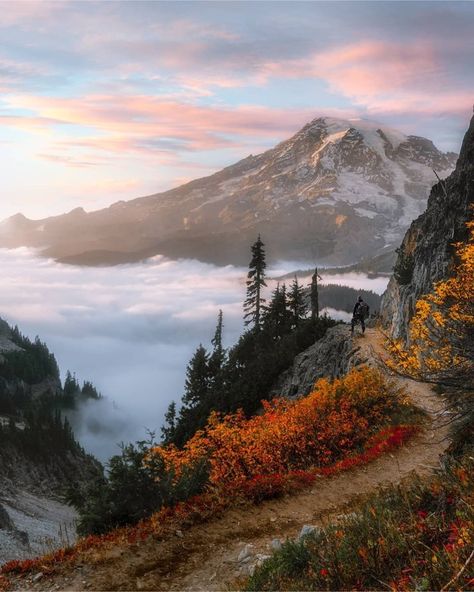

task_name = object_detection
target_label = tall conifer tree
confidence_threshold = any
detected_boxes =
[209,310,226,396]
[210,310,225,370]
[244,235,267,331]
[263,283,290,339]
[181,344,210,410]
[310,268,322,320]
[288,276,308,327]
[161,401,177,444]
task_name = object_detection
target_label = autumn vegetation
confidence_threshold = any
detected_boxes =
[3,228,472,590]
[245,456,474,592]
[1,368,419,587]
[151,367,415,498]
[246,220,474,591]
[388,219,474,390]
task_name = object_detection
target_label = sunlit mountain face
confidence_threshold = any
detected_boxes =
[0,117,457,266]
[0,1,472,223]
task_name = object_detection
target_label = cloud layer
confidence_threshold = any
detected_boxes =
[0,248,387,461]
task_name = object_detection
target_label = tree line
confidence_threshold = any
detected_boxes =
[162,235,335,447]
[0,324,101,459]
[67,236,336,535]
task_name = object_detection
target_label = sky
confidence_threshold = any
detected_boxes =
[0,247,388,460]
[0,1,473,220]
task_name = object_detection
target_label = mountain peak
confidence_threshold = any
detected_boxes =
[0,116,459,267]
[66,207,87,217]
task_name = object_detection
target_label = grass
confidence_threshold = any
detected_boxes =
[245,454,474,591]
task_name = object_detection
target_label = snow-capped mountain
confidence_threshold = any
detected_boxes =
[0,117,457,266]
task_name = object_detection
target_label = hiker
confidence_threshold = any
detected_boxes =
[351,296,370,334]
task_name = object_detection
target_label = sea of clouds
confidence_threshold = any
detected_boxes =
[0,248,388,463]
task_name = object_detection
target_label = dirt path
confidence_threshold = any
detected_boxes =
[10,328,451,592]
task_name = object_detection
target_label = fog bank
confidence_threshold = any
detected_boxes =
[0,248,388,462]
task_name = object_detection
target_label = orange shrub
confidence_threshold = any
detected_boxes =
[149,367,405,494]
[388,219,474,387]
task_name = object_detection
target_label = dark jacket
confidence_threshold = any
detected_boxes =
[353,300,369,317]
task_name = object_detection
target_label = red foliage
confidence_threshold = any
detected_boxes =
[150,368,406,494]
[0,370,418,581]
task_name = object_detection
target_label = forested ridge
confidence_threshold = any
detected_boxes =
[0,320,101,482]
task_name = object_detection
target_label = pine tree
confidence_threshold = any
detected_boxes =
[63,371,80,408]
[161,401,177,444]
[64,371,79,396]
[244,235,267,331]
[310,268,322,320]
[209,310,225,372]
[288,276,308,327]
[181,345,210,410]
[81,380,101,400]
[263,283,290,339]
[209,310,226,396]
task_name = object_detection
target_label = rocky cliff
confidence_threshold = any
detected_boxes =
[380,114,474,340]
[270,325,372,398]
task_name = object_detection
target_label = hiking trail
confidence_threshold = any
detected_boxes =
[9,328,451,592]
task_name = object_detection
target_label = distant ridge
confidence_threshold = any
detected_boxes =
[0,117,457,267]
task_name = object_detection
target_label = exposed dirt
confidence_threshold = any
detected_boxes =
[8,328,451,592]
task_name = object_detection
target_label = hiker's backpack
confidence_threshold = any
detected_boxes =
[359,302,369,319]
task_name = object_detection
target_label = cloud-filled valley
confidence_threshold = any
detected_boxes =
[0,248,388,462]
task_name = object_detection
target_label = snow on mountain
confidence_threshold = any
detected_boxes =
[0,117,457,266]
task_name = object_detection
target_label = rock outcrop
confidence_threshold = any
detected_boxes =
[270,325,371,398]
[381,114,474,340]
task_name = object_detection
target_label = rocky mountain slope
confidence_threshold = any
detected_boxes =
[270,325,366,398]
[0,117,456,266]
[381,113,474,340]
[0,319,101,564]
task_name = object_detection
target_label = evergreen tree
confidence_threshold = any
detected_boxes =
[244,235,267,331]
[209,310,225,372]
[310,268,322,320]
[63,370,80,408]
[209,310,226,399]
[81,380,101,400]
[263,283,290,339]
[181,345,210,410]
[161,401,177,444]
[64,371,80,396]
[288,276,308,327]
[393,247,415,285]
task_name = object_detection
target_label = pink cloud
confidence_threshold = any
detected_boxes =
[37,153,103,168]
[314,41,441,101]
[255,39,472,119]
[0,114,61,131]
[0,1,57,27]
[4,94,352,157]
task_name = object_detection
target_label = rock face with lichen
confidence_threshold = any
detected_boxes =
[270,325,369,398]
[380,114,474,341]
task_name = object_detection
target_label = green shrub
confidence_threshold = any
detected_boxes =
[66,437,209,535]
